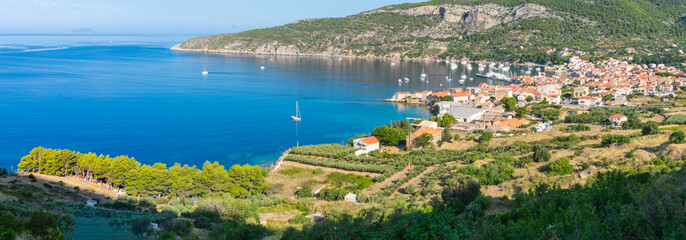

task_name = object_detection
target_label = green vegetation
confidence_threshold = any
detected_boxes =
[642,121,660,135]
[478,131,493,142]
[670,130,686,144]
[372,126,407,146]
[414,133,434,148]
[456,155,515,185]
[665,114,686,124]
[284,155,392,173]
[561,123,590,132]
[0,203,74,240]
[441,174,481,210]
[326,172,373,190]
[296,186,313,198]
[546,157,575,176]
[18,147,268,198]
[291,144,356,158]
[601,134,631,146]
[177,0,686,63]
[500,97,517,111]
[284,169,686,239]
[532,146,551,162]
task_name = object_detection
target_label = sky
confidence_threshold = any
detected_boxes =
[0,0,423,35]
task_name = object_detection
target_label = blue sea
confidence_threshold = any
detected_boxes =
[0,34,534,169]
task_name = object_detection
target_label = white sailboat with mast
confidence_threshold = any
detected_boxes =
[291,102,302,121]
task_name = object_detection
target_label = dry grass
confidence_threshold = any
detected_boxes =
[362,166,409,195]
[267,161,380,198]
[0,173,117,204]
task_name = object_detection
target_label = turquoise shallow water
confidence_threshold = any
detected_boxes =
[0,34,533,169]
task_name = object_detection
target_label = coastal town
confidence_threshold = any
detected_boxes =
[384,56,686,141]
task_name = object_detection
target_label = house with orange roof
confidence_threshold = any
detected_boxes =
[392,92,411,100]
[406,127,443,147]
[609,114,627,128]
[353,136,380,155]
[487,118,530,132]
[451,92,473,102]
[545,94,561,104]
[660,83,673,93]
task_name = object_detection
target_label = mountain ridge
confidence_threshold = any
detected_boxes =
[173,0,686,63]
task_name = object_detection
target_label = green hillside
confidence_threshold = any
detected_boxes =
[174,0,686,63]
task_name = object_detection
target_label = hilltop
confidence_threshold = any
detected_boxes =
[173,0,686,62]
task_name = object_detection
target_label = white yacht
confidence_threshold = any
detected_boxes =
[291,102,302,121]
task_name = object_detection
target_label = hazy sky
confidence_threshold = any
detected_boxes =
[0,0,423,34]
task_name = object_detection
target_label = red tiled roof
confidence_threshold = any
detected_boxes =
[413,127,442,137]
[609,114,626,119]
[362,136,379,145]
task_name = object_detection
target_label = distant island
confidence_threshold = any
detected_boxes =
[67,28,97,34]
[173,0,686,64]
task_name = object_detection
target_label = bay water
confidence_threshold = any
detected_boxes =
[0,34,537,169]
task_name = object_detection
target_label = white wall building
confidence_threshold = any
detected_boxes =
[353,136,380,155]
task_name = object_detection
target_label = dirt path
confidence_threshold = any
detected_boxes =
[12,173,119,203]
[362,166,409,195]
[392,164,439,196]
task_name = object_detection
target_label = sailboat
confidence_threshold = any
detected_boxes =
[202,66,208,75]
[420,67,427,78]
[291,102,302,121]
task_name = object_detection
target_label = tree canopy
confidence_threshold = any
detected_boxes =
[18,147,268,198]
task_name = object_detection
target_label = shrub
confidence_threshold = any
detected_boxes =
[479,132,493,142]
[154,198,170,205]
[158,205,180,215]
[601,134,631,146]
[130,216,152,236]
[28,174,37,182]
[169,218,193,235]
[73,186,80,191]
[312,168,323,175]
[547,157,575,176]
[642,121,659,135]
[296,186,313,198]
[288,215,311,224]
[442,174,481,211]
[669,130,686,144]
[317,188,348,201]
[138,197,156,209]
[102,201,136,211]
[533,146,551,162]
[246,194,282,207]
[356,191,368,203]
[622,118,643,129]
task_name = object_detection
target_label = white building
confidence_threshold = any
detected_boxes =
[441,107,485,123]
[353,136,380,155]
[413,120,438,129]
[545,94,561,105]
[344,193,358,203]
[392,92,411,100]
[578,96,602,107]
[609,114,628,127]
